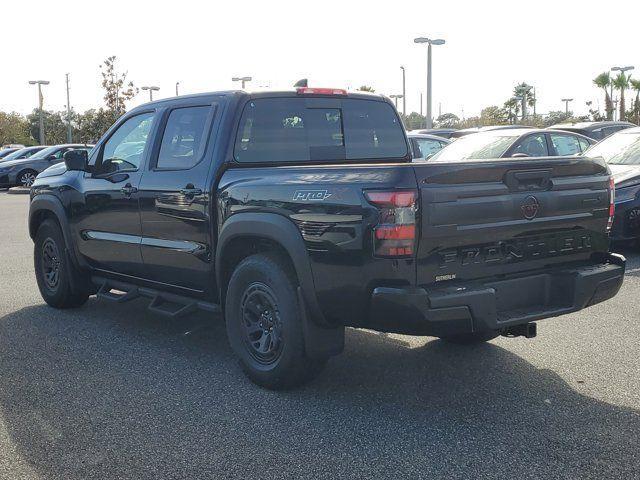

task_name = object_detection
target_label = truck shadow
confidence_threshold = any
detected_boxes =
[0,301,639,478]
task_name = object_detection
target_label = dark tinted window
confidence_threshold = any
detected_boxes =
[157,106,210,169]
[234,98,407,163]
[512,134,549,157]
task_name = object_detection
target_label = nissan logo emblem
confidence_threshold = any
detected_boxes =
[521,195,540,220]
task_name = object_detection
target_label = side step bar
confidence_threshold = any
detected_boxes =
[93,276,221,319]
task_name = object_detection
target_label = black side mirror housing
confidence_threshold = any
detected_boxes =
[64,149,88,171]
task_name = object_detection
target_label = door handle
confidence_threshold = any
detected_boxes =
[121,184,138,196]
[180,186,203,196]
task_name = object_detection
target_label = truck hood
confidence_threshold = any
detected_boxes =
[608,164,640,188]
[38,162,68,178]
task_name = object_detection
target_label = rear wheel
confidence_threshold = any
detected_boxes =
[225,253,325,389]
[34,219,89,308]
[17,169,38,187]
[440,330,501,345]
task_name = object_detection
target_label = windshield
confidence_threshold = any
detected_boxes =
[28,146,61,160]
[1,147,41,162]
[430,133,516,162]
[585,132,640,165]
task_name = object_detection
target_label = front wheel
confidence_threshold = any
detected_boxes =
[34,219,89,308]
[225,253,326,389]
[440,330,501,345]
[18,169,38,187]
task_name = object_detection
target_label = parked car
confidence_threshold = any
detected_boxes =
[430,128,595,162]
[411,128,458,139]
[0,145,48,162]
[0,144,93,187]
[407,132,450,159]
[583,127,640,242]
[29,89,624,389]
[0,148,20,159]
[450,125,535,139]
[550,121,636,141]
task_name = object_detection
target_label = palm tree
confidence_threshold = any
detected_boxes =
[513,82,535,120]
[593,72,613,120]
[613,73,631,121]
[629,79,640,125]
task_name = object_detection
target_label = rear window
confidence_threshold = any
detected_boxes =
[234,98,407,163]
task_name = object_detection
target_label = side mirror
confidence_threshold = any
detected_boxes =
[48,154,58,161]
[64,149,88,171]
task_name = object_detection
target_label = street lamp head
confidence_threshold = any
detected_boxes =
[561,98,574,102]
[414,37,445,45]
[232,76,252,82]
[612,66,634,72]
[28,80,50,85]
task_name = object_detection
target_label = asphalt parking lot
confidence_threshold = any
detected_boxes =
[0,191,639,480]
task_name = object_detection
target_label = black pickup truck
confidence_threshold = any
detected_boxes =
[29,88,625,389]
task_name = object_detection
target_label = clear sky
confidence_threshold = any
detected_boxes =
[2,0,639,120]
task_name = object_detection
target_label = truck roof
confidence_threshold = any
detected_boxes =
[131,89,387,111]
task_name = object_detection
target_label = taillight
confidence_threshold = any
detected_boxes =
[607,176,615,232]
[296,87,347,96]
[364,189,417,257]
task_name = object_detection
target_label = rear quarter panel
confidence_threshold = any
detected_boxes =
[217,164,418,326]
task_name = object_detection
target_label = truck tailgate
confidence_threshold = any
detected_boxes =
[413,156,612,286]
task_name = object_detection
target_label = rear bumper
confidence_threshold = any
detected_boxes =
[368,253,625,336]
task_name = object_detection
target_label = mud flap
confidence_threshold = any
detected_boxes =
[297,287,344,360]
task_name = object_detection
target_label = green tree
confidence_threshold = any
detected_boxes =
[435,112,460,128]
[26,110,69,145]
[512,82,535,120]
[593,72,613,120]
[629,79,640,125]
[479,106,508,126]
[503,97,520,124]
[543,110,573,127]
[0,112,33,145]
[612,72,631,121]
[402,112,427,130]
[75,108,120,143]
[100,56,138,115]
[357,85,375,93]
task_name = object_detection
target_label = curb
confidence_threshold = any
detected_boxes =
[7,187,30,195]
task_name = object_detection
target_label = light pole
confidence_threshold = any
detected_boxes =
[141,86,160,101]
[414,37,445,129]
[561,98,574,116]
[232,76,252,89]
[400,66,406,116]
[389,94,403,109]
[65,74,72,143]
[175,82,180,96]
[28,80,50,145]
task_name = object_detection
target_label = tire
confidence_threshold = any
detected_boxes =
[17,169,38,187]
[34,219,89,309]
[440,330,501,345]
[225,253,326,389]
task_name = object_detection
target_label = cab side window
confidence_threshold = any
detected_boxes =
[95,112,155,174]
[512,134,549,157]
[156,106,210,170]
[550,133,581,156]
